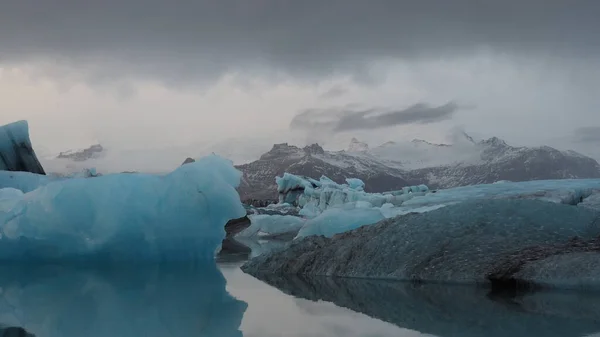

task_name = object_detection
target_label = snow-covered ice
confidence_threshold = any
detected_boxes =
[0,155,245,263]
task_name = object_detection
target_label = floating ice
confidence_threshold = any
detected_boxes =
[276,173,600,240]
[0,155,245,263]
[0,120,45,174]
[237,214,305,238]
[243,199,600,289]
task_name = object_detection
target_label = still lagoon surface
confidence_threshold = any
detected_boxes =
[1,257,600,337]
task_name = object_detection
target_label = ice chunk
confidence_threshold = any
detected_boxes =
[0,170,55,192]
[0,188,23,200]
[296,207,385,238]
[0,120,45,174]
[345,178,365,191]
[0,155,245,263]
[237,214,306,238]
[243,199,600,289]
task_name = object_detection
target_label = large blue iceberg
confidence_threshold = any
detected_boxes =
[0,121,45,174]
[0,155,246,263]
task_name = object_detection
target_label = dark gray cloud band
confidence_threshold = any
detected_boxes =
[290,102,459,132]
[1,0,599,85]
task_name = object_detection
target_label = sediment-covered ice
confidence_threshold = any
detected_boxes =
[0,121,45,174]
[242,199,600,289]
[0,155,245,263]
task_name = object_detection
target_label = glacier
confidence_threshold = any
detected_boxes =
[0,155,245,263]
[0,121,45,174]
[242,198,600,289]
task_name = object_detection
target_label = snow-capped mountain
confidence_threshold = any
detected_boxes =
[237,134,600,200]
[236,143,409,200]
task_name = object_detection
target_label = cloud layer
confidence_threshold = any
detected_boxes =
[1,0,599,85]
[290,102,459,133]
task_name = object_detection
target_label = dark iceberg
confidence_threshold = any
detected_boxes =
[242,199,600,289]
[0,121,45,174]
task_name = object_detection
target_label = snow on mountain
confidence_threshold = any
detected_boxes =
[236,143,409,200]
[237,133,600,200]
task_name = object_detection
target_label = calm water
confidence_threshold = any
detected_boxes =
[1,259,600,337]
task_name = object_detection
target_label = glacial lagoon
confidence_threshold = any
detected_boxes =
[1,258,600,337]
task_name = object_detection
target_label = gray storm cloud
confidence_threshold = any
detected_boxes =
[290,102,459,133]
[1,0,599,85]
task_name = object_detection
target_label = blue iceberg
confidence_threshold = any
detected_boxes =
[0,155,246,263]
[0,121,45,174]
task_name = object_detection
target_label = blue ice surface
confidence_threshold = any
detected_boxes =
[0,155,246,263]
[0,170,56,192]
[283,173,600,239]
[237,214,305,238]
[296,207,386,238]
[345,178,365,191]
[0,120,45,174]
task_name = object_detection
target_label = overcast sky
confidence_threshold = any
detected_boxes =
[1,0,600,163]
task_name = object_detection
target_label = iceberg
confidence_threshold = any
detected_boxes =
[273,172,600,239]
[242,199,600,289]
[236,214,305,239]
[0,155,245,263]
[0,121,45,174]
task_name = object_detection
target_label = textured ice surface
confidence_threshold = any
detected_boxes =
[243,199,600,289]
[277,172,600,239]
[297,207,385,238]
[0,170,55,192]
[0,121,45,174]
[0,155,245,263]
[0,264,246,337]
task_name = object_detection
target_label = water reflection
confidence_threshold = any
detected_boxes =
[253,273,600,337]
[0,263,246,337]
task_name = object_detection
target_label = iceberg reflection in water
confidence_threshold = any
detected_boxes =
[251,272,600,337]
[2,261,600,337]
[0,263,246,337]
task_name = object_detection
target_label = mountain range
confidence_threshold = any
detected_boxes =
[49,132,600,202]
[236,133,600,200]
